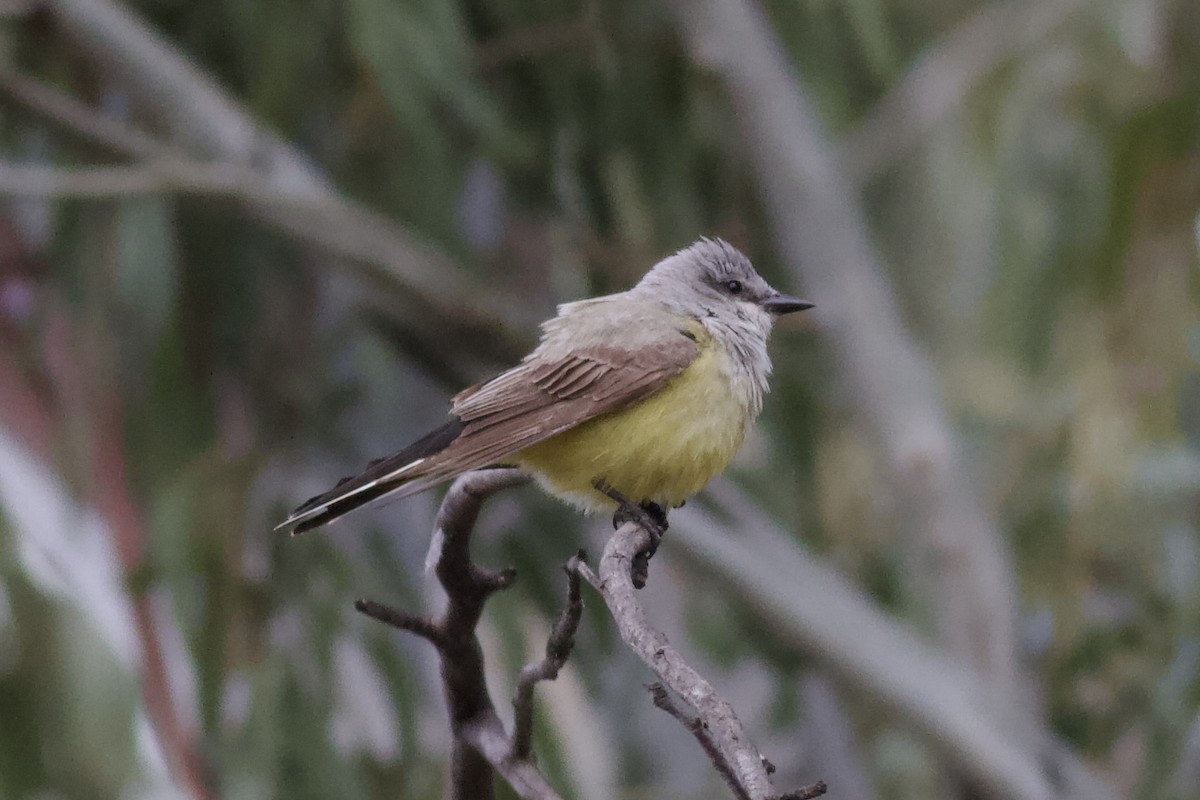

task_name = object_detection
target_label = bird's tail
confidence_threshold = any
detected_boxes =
[275,418,465,534]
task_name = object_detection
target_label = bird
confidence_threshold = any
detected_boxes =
[276,238,811,537]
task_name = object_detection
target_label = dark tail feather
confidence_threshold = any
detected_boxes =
[277,417,465,534]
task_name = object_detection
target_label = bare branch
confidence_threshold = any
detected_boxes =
[356,470,809,799]
[777,782,828,800]
[576,521,807,800]
[511,552,585,760]
[356,469,568,800]
[352,599,444,646]
[435,469,529,602]
[460,715,565,800]
[648,683,750,800]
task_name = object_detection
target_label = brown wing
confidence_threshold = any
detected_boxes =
[277,332,698,533]
[396,336,699,495]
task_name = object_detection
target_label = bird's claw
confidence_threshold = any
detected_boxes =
[594,479,668,589]
[612,501,668,543]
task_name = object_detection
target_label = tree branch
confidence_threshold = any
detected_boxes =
[356,471,822,799]
[778,783,829,800]
[576,521,821,800]
[355,469,574,800]
[511,552,584,760]
[352,599,444,646]
[647,683,751,800]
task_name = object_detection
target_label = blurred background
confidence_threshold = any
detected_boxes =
[1,0,1198,798]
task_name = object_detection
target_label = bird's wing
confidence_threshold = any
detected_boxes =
[433,336,699,479]
[277,327,699,534]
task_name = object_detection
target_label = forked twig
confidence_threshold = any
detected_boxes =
[648,683,751,800]
[355,469,567,800]
[512,552,585,760]
[574,521,823,799]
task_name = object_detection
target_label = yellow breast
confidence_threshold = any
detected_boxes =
[514,338,754,513]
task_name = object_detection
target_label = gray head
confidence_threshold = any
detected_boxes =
[630,238,811,414]
[634,238,812,328]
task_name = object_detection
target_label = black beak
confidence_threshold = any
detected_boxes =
[759,294,814,315]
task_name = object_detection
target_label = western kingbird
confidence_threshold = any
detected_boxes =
[277,238,811,535]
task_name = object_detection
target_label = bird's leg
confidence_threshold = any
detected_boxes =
[593,479,668,540]
[594,480,667,589]
[638,501,669,534]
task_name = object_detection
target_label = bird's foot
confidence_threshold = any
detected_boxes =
[593,480,667,589]
[594,480,668,540]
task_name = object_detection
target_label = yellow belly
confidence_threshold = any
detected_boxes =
[514,346,751,513]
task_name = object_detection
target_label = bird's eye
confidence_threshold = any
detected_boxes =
[725,279,743,295]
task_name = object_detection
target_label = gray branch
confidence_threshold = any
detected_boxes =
[576,522,821,800]
[356,468,571,800]
[647,683,752,800]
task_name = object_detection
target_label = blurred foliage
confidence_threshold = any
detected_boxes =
[1,0,1200,798]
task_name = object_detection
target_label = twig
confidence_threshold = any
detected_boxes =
[511,552,585,760]
[353,599,444,645]
[647,683,750,800]
[575,521,799,800]
[355,469,570,800]
[777,782,828,800]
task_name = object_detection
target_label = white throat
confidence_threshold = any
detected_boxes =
[700,305,773,416]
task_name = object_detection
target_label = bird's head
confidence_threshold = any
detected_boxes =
[635,238,812,333]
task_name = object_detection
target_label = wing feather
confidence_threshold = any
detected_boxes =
[419,338,698,482]
[278,307,700,533]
